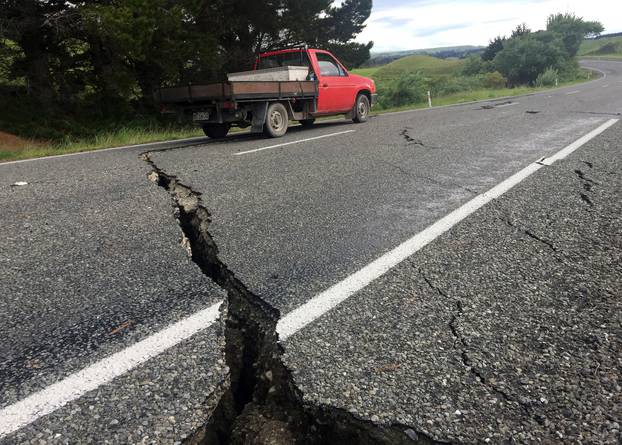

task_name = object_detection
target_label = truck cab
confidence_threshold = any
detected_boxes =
[255,48,377,117]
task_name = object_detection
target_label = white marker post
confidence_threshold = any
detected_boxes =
[427,90,432,108]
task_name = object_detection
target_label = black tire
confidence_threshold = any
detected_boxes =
[264,102,289,138]
[352,94,370,123]
[299,118,315,127]
[202,123,230,138]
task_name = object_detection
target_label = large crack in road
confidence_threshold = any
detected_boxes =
[142,153,442,444]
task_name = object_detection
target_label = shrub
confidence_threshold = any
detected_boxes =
[461,55,484,76]
[378,72,430,108]
[535,67,558,87]
[461,55,495,76]
[483,71,507,88]
[430,75,484,95]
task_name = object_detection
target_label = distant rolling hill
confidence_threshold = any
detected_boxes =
[579,35,622,59]
[366,45,484,66]
[366,55,464,83]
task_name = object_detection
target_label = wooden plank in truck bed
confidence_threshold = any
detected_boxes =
[156,81,317,104]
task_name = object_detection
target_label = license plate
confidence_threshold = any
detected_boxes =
[193,111,210,121]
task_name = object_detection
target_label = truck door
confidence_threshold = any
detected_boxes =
[312,51,356,113]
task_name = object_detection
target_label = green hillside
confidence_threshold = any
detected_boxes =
[371,55,464,83]
[350,66,381,77]
[579,36,622,58]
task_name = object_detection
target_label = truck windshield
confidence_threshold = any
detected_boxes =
[257,51,310,70]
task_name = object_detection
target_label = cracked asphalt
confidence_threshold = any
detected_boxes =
[0,59,621,443]
[284,124,622,443]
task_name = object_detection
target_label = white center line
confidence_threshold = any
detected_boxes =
[233,130,356,156]
[496,102,519,108]
[277,118,619,338]
[602,84,610,88]
[0,118,618,438]
[566,90,581,95]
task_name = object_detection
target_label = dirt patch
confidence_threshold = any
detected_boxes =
[0,131,45,152]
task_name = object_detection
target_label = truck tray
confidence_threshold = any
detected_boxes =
[156,80,317,104]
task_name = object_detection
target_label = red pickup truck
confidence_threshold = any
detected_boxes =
[155,48,377,138]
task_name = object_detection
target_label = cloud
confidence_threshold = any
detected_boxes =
[412,22,472,38]
[356,0,622,52]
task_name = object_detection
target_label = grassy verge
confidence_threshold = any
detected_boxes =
[0,125,203,162]
[350,67,381,77]
[370,76,593,115]
[0,70,597,163]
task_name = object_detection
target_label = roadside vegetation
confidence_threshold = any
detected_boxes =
[364,13,603,111]
[0,0,373,161]
[0,5,609,162]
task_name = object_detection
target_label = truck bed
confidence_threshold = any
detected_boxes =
[156,80,317,104]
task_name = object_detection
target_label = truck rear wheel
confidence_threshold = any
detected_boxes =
[202,123,230,139]
[352,94,370,123]
[264,102,288,138]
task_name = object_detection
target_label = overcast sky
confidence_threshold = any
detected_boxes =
[353,0,622,52]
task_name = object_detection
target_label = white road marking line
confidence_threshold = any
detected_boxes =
[276,118,619,339]
[566,90,581,95]
[233,130,356,156]
[0,118,618,437]
[495,102,519,108]
[0,302,221,438]
[602,84,610,88]
[538,119,618,165]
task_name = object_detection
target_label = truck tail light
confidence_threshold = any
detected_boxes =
[221,101,235,110]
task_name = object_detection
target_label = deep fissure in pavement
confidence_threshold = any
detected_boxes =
[143,153,440,444]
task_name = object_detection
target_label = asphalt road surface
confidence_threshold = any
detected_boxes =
[1,59,621,443]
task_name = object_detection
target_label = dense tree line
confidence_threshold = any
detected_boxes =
[0,0,373,115]
[465,13,603,86]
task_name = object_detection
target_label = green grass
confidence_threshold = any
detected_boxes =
[371,55,464,83]
[350,66,380,77]
[579,36,622,57]
[371,75,592,115]
[0,126,203,162]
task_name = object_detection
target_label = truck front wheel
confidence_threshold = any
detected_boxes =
[352,94,370,123]
[264,102,288,138]
[202,123,230,139]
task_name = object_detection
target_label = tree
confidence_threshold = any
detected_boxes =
[494,31,567,85]
[1,0,373,121]
[546,13,603,57]
[482,36,504,61]
[0,0,78,105]
[511,23,531,39]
